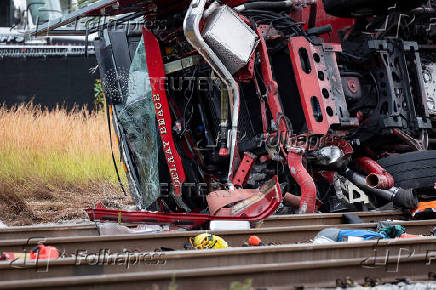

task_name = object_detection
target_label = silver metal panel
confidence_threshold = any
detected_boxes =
[202,5,257,74]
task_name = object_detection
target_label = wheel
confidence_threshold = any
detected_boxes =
[378,151,436,198]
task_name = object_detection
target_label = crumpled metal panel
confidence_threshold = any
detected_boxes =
[118,37,159,208]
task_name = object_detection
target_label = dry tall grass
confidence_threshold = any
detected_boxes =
[0,103,131,225]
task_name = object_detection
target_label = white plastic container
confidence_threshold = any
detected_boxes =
[209,220,251,231]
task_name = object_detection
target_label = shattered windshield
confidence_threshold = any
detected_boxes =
[118,36,160,208]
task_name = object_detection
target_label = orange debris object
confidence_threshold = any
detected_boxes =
[0,244,59,261]
[248,235,263,246]
[400,233,423,239]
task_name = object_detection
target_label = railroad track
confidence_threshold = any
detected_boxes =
[1,237,436,281]
[0,253,435,289]
[0,210,406,240]
[1,212,435,289]
[0,219,432,254]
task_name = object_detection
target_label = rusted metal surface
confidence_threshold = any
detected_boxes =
[0,219,433,254]
[0,211,406,240]
[1,237,436,282]
[0,254,433,289]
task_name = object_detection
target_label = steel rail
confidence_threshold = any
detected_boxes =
[0,219,433,254]
[0,210,406,240]
[1,237,436,282]
[0,253,434,289]
[262,210,406,227]
[0,224,99,240]
[0,223,99,240]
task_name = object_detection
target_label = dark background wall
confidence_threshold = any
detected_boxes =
[0,1,11,27]
[0,56,98,110]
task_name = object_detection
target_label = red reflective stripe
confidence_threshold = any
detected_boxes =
[142,28,186,196]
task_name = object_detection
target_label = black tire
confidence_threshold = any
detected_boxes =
[377,151,436,193]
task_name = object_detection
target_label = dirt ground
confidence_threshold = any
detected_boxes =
[0,181,133,226]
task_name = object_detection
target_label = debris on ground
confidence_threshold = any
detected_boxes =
[248,235,263,246]
[376,222,406,238]
[400,233,423,239]
[412,201,436,219]
[314,228,384,244]
[186,233,229,250]
[313,220,428,244]
[0,244,59,261]
[209,220,250,231]
[98,223,170,236]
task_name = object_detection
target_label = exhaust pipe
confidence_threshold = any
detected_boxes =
[344,169,417,209]
[354,157,394,190]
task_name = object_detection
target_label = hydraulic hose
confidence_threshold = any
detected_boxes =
[287,149,317,213]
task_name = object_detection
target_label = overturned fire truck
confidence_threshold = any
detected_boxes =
[34,0,436,226]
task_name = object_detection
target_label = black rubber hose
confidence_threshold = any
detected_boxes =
[306,24,332,36]
[392,188,418,210]
[236,1,292,11]
[344,169,393,201]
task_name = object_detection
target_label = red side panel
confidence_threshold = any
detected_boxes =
[142,28,186,196]
[288,37,340,135]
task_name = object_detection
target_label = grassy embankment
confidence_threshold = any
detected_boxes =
[0,103,131,225]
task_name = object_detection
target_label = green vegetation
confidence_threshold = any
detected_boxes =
[0,103,130,225]
[94,79,105,112]
[229,279,253,290]
[0,103,120,185]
